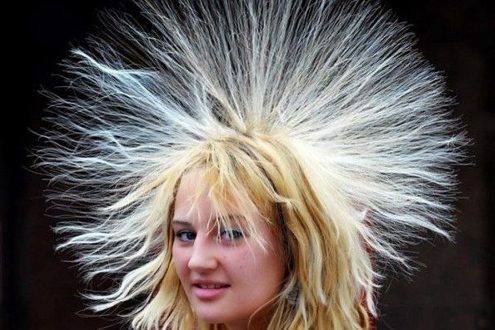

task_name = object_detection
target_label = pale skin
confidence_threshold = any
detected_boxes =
[171,170,285,330]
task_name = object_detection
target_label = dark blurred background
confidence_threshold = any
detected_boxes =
[1,0,493,329]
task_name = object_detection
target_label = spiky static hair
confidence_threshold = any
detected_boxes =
[35,0,467,328]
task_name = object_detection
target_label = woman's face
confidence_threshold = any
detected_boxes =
[171,170,285,329]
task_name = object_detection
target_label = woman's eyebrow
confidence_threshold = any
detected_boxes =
[218,214,245,221]
[172,215,246,226]
[171,220,191,226]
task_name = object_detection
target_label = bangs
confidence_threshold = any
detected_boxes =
[173,136,286,248]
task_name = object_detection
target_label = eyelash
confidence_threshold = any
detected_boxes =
[175,230,196,242]
[174,229,244,242]
[220,229,244,241]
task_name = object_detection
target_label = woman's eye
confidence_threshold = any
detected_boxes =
[175,230,196,242]
[220,229,243,241]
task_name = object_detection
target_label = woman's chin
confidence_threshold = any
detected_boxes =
[194,307,247,328]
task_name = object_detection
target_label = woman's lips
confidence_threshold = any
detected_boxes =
[191,283,230,300]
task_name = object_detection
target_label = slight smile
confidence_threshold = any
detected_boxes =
[192,281,231,300]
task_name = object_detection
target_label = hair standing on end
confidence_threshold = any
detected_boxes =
[34,0,468,329]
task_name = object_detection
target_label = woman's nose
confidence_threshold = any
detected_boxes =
[187,238,218,271]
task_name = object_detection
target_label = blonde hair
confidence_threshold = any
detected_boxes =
[128,134,374,329]
[35,0,467,329]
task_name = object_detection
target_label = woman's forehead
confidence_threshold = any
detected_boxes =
[174,169,254,217]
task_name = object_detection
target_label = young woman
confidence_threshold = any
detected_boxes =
[36,0,467,329]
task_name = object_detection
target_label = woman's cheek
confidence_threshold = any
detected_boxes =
[172,247,189,276]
